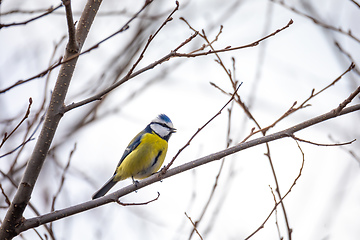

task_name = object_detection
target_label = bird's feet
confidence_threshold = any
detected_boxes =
[131,176,139,187]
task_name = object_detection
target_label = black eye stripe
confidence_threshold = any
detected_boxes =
[151,122,171,129]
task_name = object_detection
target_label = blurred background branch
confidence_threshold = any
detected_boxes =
[1,0,359,239]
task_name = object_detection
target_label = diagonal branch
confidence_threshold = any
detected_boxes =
[0,0,103,238]
[18,103,360,233]
[350,0,360,8]
[0,98,32,149]
[0,4,63,29]
[63,19,292,112]
[271,0,360,43]
[0,0,154,94]
[162,83,242,172]
[62,0,78,53]
[244,139,306,240]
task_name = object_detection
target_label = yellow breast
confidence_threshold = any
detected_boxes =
[114,132,168,181]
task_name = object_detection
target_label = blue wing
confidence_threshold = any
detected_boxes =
[114,130,144,172]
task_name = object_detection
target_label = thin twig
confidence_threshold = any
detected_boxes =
[0,4,63,29]
[62,18,291,112]
[0,184,11,207]
[116,192,160,206]
[333,85,360,114]
[334,42,360,75]
[7,37,65,175]
[328,135,360,165]
[123,1,179,79]
[209,62,356,240]
[0,98,32,149]
[269,185,282,240]
[0,171,56,240]
[245,139,305,240]
[185,212,203,240]
[264,140,292,239]
[291,135,356,147]
[196,21,294,238]
[0,114,44,159]
[50,143,77,212]
[48,144,76,235]
[162,83,242,173]
[271,0,360,43]
[350,0,360,8]
[236,62,355,138]
[181,18,293,57]
[62,0,78,53]
[63,31,198,112]
[189,104,234,239]
[0,0,154,94]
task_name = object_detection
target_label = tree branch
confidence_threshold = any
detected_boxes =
[271,0,360,43]
[0,0,153,94]
[62,0,78,53]
[0,0,103,238]
[18,103,360,233]
[63,19,292,112]
[0,4,63,29]
[244,139,305,240]
[0,98,32,149]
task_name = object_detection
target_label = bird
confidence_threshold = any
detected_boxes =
[92,114,176,199]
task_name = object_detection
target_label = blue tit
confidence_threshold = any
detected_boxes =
[92,114,176,199]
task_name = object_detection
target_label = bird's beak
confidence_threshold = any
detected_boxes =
[171,128,177,133]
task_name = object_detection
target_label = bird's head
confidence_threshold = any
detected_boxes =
[150,114,176,141]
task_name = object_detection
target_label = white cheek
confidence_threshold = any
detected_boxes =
[150,124,170,138]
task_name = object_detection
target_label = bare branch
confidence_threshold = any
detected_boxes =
[271,0,360,43]
[329,135,360,165]
[50,144,77,212]
[0,0,104,238]
[185,212,203,240]
[245,139,305,240]
[181,19,294,57]
[350,0,360,8]
[199,22,294,238]
[242,62,355,137]
[334,42,360,75]
[18,103,360,233]
[0,183,11,208]
[48,143,75,236]
[0,171,56,240]
[0,4,63,29]
[63,31,198,112]
[62,0,78,53]
[116,192,160,206]
[291,135,356,147]
[189,105,234,239]
[269,185,282,240]
[64,18,291,112]
[209,55,355,240]
[123,1,179,79]
[333,84,360,114]
[0,114,44,159]
[0,98,32,149]
[162,83,242,172]
[0,0,154,94]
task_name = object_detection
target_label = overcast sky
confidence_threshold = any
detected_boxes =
[1,0,360,239]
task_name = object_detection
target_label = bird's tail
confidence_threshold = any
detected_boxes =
[92,175,117,199]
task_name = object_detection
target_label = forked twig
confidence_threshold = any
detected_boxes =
[162,83,242,172]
